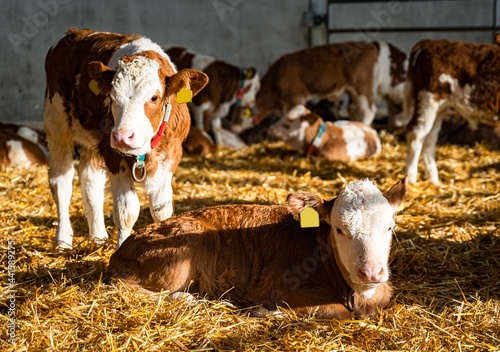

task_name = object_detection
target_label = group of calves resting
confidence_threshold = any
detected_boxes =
[2,28,499,319]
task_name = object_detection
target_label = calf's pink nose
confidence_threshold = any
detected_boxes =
[111,129,135,148]
[357,267,385,283]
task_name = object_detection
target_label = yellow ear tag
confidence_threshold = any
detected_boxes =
[244,108,252,118]
[89,79,101,96]
[177,87,193,104]
[300,205,320,228]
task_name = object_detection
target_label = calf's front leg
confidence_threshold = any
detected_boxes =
[48,144,75,249]
[211,117,223,146]
[145,161,174,222]
[78,149,108,243]
[44,96,75,249]
[109,162,140,248]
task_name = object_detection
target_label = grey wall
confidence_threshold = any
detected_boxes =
[1,0,310,126]
[1,0,499,126]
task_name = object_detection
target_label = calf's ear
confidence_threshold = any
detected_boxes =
[166,69,209,100]
[88,61,115,95]
[287,191,334,223]
[383,176,408,211]
[301,112,320,126]
[244,67,257,80]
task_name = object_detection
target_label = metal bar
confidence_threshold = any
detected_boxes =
[327,0,499,43]
[493,0,498,41]
[327,26,498,34]
[328,0,469,3]
[307,0,313,47]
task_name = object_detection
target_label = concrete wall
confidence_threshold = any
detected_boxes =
[1,0,310,125]
[1,0,499,126]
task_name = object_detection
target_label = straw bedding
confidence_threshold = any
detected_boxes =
[1,132,499,351]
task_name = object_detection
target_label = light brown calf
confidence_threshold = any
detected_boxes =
[256,41,407,125]
[109,178,407,319]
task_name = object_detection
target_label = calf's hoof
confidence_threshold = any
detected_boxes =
[55,240,73,250]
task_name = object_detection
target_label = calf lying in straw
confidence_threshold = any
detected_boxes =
[109,178,407,319]
[0,123,49,168]
[269,105,381,162]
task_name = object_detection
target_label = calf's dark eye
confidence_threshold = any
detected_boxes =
[336,228,342,233]
[150,96,158,103]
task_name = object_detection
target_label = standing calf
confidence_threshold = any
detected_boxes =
[269,105,381,162]
[404,38,500,184]
[109,177,407,319]
[256,41,407,125]
[44,28,208,249]
[165,47,260,145]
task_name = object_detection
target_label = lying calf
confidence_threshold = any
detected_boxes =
[0,123,49,168]
[109,177,407,319]
[183,125,247,157]
[269,105,381,162]
[183,126,216,156]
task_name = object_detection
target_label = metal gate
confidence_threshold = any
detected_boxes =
[325,0,499,45]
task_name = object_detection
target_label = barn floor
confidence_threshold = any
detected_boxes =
[1,133,499,351]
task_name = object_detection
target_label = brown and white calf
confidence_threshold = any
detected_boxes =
[269,105,381,162]
[404,38,500,184]
[183,125,246,156]
[256,41,407,125]
[435,108,500,150]
[109,177,407,319]
[0,123,49,168]
[165,47,260,145]
[183,126,216,156]
[44,28,208,249]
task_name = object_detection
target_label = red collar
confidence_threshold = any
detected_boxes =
[132,102,172,182]
[306,121,327,156]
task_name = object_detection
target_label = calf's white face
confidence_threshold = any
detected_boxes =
[330,180,401,299]
[269,105,310,149]
[287,178,406,302]
[230,70,262,134]
[240,71,261,108]
[89,56,208,159]
[109,57,164,156]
